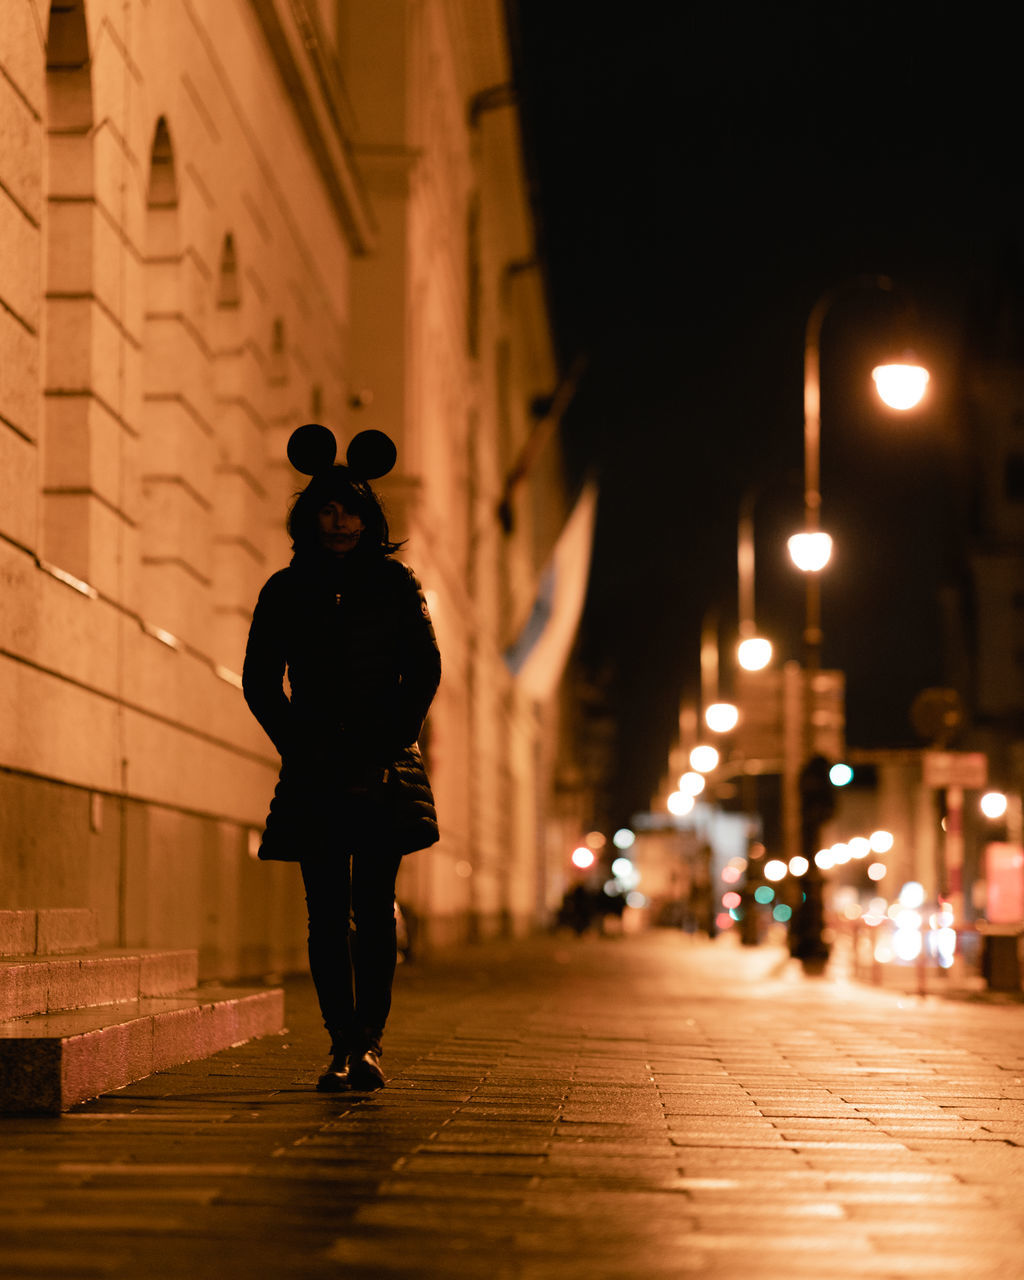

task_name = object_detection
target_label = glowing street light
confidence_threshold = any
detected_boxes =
[667,790,695,817]
[792,278,929,687]
[787,530,833,573]
[981,791,1009,819]
[871,360,929,410]
[689,744,720,774]
[705,702,739,734]
[738,636,772,671]
[736,487,774,672]
[677,771,706,797]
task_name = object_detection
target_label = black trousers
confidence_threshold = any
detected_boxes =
[300,850,404,1056]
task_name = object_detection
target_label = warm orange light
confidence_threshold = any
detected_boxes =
[705,702,739,733]
[689,744,720,774]
[737,636,772,671]
[788,531,833,572]
[571,847,596,870]
[981,791,1009,819]
[667,791,695,817]
[872,361,929,410]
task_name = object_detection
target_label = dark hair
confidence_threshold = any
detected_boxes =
[287,466,403,556]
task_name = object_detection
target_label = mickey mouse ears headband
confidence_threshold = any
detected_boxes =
[286,423,397,481]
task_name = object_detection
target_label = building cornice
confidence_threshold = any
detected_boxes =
[248,0,377,254]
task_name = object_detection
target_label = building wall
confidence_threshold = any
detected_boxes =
[339,0,567,944]
[965,358,1024,719]
[1,0,570,973]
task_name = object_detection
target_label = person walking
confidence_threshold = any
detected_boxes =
[243,424,441,1092]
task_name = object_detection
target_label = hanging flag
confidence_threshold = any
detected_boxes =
[504,479,598,700]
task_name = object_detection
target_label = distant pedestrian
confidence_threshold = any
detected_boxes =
[243,424,441,1092]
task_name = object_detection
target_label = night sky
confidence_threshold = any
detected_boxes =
[508,3,1023,825]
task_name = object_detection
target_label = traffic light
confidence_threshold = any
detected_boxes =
[799,755,838,828]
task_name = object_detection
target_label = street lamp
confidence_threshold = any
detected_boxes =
[700,608,739,735]
[705,702,739,733]
[787,276,929,971]
[791,277,929,682]
[872,360,930,410]
[736,488,774,671]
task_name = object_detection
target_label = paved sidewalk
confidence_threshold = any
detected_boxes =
[3,930,1024,1279]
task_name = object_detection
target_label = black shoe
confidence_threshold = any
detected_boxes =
[348,1048,386,1091]
[315,1054,351,1092]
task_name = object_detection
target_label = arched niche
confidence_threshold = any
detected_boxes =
[141,114,215,646]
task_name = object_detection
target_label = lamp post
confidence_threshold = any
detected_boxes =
[737,489,773,673]
[786,277,929,970]
[789,277,929,687]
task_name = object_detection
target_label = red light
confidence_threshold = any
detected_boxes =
[722,891,741,910]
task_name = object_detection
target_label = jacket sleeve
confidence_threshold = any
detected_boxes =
[242,574,295,757]
[393,565,441,748]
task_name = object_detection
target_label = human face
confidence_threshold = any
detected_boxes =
[317,500,365,556]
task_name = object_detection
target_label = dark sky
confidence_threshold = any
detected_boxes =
[508,3,1024,825]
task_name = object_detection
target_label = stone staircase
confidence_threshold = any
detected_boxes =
[0,908,285,1114]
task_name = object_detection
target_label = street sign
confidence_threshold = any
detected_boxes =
[735,666,845,765]
[922,751,988,789]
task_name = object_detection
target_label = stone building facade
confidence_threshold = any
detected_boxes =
[0,0,576,977]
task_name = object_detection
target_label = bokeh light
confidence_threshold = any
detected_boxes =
[754,886,775,905]
[788,855,809,876]
[829,763,854,787]
[899,881,926,909]
[981,791,1009,819]
[788,530,833,572]
[871,361,929,410]
[737,636,772,671]
[814,848,835,870]
[869,829,894,853]
[667,791,695,817]
[677,771,706,797]
[773,904,793,923]
[690,745,720,774]
[611,858,640,889]
[613,828,636,850]
[705,702,739,734]
[867,862,886,882]
[763,859,787,882]
[571,847,595,870]
[722,891,742,910]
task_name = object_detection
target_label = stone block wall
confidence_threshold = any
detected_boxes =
[0,0,574,972]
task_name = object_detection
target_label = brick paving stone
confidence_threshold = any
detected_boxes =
[5,931,1024,1277]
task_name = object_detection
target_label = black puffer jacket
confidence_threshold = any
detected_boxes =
[242,547,441,860]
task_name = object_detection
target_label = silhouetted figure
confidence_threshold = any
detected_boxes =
[559,884,594,935]
[243,424,440,1092]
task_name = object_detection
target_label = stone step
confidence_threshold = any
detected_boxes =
[0,908,99,957]
[0,984,286,1113]
[0,949,199,1020]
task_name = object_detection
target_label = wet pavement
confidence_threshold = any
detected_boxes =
[2,929,1024,1279]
